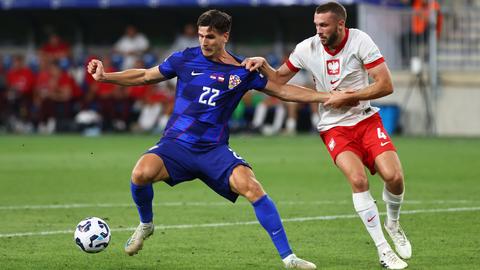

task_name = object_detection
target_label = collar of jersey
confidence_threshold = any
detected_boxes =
[198,47,244,67]
[323,28,350,56]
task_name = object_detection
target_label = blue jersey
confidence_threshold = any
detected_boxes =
[158,47,267,147]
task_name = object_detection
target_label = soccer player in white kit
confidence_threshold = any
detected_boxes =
[243,2,411,269]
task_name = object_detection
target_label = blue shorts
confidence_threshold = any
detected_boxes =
[145,139,250,202]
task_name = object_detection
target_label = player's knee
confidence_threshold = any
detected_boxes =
[131,167,154,186]
[348,174,369,191]
[230,166,265,201]
[245,179,265,201]
[383,170,404,186]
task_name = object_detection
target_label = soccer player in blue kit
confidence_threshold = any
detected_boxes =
[87,10,330,269]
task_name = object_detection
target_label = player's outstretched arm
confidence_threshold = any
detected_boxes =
[325,62,393,108]
[87,59,166,86]
[263,80,330,103]
[242,57,295,85]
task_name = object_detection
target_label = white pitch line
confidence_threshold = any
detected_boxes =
[1,206,479,238]
[0,200,475,210]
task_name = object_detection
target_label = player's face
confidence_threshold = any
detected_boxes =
[198,26,229,59]
[314,12,344,48]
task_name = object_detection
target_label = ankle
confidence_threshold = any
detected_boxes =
[140,221,153,227]
[377,242,390,254]
[385,218,399,229]
[282,253,296,263]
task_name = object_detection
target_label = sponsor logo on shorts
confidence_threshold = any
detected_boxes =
[328,138,336,151]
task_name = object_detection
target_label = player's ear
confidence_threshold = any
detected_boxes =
[338,19,345,30]
[223,32,230,43]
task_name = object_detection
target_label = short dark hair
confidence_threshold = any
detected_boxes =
[197,9,232,34]
[315,1,347,22]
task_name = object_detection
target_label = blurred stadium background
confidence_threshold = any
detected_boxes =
[1,0,479,137]
[2,1,480,270]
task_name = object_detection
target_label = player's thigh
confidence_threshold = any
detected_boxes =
[229,165,265,202]
[132,153,170,184]
[336,151,369,190]
[374,150,404,182]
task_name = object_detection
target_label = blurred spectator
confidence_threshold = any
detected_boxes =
[411,0,443,39]
[38,61,81,133]
[33,57,54,127]
[247,53,317,136]
[40,33,71,62]
[87,55,131,132]
[250,95,286,136]
[283,70,317,135]
[128,59,175,133]
[0,57,6,130]
[114,25,150,70]
[6,55,36,133]
[132,81,175,133]
[401,0,443,66]
[229,91,251,133]
[230,91,264,133]
[166,23,198,56]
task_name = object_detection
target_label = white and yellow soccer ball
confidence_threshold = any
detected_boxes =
[74,217,111,253]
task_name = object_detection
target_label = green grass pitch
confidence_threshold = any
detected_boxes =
[0,135,479,269]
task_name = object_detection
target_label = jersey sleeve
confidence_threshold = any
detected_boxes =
[158,51,183,79]
[248,71,268,90]
[286,42,307,72]
[358,32,385,70]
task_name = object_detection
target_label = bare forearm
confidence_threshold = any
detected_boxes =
[351,82,393,101]
[101,69,149,86]
[260,62,291,85]
[274,84,329,103]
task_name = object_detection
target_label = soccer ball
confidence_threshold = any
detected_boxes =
[74,217,111,253]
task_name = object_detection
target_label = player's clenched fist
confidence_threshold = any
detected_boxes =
[87,59,105,81]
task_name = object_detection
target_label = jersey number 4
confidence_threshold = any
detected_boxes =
[377,127,387,140]
[199,86,220,106]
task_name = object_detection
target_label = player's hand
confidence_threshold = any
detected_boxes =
[87,59,105,81]
[324,90,359,108]
[241,57,266,72]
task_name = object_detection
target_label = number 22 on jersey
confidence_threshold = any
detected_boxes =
[199,86,220,106]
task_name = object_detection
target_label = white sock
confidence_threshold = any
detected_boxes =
[353,191,389,253]
[310,113,319,129]
[271,105,286,132]
[158,115,169,130]
[140,221,153,226]
[285,118,296,132]
[382,186,404,228]
[252,103,267,128]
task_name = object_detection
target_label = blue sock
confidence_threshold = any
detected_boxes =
[130,181,154,223]
[252,194,293,259]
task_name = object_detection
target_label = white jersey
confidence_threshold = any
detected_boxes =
[287,28,385,132]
